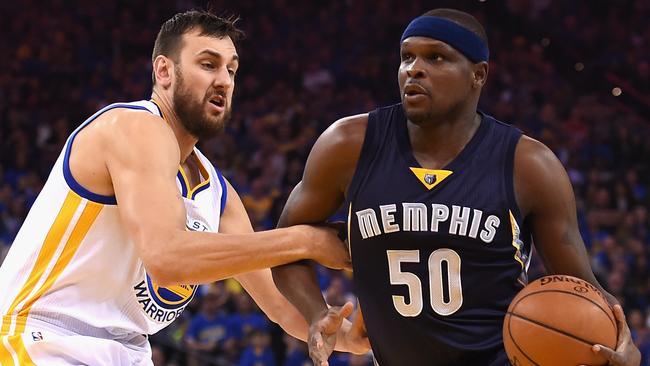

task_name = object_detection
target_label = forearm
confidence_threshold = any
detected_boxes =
[541,242,618,306]
[149,226,311,285]
[275,305,309,341]
[271,262,328,323]
[272,285,354,351]
[271,265,360,353]
[235,269,310,342]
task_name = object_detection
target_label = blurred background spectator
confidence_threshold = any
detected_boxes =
[2,0,649,365]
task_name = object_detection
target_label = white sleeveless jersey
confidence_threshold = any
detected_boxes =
[0,100,227,343]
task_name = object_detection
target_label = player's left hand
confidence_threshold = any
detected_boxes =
[586,305,641,366]
[308,302,354,366]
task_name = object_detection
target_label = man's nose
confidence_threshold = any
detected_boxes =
[405,57,425,78]
[213,66,234,88]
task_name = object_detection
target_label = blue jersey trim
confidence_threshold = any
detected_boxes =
[63,104,153,205]
[177,171,188,197]
[215,167,228,216]
[149,99,164,118]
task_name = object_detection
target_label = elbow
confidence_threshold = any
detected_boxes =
[136,232,183,287]
[144,261,178,287]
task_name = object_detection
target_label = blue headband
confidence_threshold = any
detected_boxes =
[401,16,489,63]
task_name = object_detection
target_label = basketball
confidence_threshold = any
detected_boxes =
[503,275,618,366]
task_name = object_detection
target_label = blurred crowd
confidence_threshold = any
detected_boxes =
[1,0,649,365]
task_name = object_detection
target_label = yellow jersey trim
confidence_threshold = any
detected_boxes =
[509,210,524,269]
[409,168,453,190]
[347,203,353,260]
[178,153,211,199]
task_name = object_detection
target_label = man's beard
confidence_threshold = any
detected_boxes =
[172,68,231,139]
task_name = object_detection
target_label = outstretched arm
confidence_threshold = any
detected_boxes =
[271,114,370,363]
[78,109,349,286]
[515,136,640,366]
[213,178,310,341]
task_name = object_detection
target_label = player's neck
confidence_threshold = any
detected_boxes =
[151,93,197,164]
[406,108,481,169]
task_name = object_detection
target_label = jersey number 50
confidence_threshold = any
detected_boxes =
[387,249,462,317]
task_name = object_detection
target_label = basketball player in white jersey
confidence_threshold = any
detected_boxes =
[0,10,369,365]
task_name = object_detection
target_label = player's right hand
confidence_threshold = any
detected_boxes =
[338,304,370,355]
[304,225,351,270]
[309,302,354,366]
[587,305,641,366]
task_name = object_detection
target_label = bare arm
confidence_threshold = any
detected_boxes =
[74,109,349,286]
[220,178,363,352]
[271,115,371,362]
[216,178,309,340]
[514,136,610,300]
[515,136,641,366]
[271,114,367,323]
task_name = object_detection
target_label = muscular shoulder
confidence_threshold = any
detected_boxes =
[306,113,368,192]
[317,113,368,154]
[97,108,176,146]
[514,135,571,217]
[515,135,559,168]
[70,107,180,195]
[86,108,178,161]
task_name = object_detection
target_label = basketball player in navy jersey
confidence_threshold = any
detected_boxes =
[272,8,640,366]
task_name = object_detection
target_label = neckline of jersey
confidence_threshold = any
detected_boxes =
[396,108,490,172]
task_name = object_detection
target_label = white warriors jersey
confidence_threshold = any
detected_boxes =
[0,100,227,343]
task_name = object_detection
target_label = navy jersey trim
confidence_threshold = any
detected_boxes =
[396,109,490,172]
[63,104,154,205]
[177,171,189,197]
[345,113,381,204]
[504,127,523,220]
[149,99,164,118]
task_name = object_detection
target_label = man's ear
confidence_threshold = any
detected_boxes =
[153,55,175,89]
[472,61,488,89]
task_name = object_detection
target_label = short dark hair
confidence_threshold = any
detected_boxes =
[422,9,488,49]
[151,10,244,84]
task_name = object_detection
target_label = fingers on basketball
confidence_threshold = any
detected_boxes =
[503,275,617,366]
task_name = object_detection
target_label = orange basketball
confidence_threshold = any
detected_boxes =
[503,275,617,366]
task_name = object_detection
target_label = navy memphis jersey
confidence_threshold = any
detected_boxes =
[345,103,531,366]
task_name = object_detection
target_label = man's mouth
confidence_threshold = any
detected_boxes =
[404,84,428,96]
[209,95,225,108]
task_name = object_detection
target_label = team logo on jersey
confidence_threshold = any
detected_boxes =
[409,167,453,190]
[146,277,197,309]
[133,216,209,323]
[133,276,198,323]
